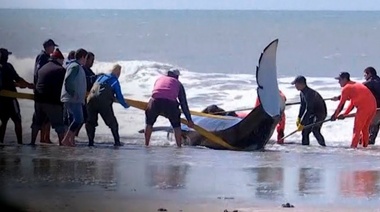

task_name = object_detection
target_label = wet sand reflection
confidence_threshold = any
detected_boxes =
[340,170,380,198]
[298,168,323,196]
[146,164,190,189]
[1,146,380,208]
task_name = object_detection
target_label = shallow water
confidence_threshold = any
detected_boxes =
[1,144,380,210]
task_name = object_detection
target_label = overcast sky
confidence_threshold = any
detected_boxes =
[1,0,380,10]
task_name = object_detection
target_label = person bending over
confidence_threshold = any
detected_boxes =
[144,69,194,147]
[85,64,129,147]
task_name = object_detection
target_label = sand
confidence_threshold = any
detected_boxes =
[1,144,380,212]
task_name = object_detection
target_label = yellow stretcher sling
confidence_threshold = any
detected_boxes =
[0,90,238,150]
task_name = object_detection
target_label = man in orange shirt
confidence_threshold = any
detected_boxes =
[255,90,286,144]
[331,72,376,148]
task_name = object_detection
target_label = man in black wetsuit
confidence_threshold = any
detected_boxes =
[291,75,327,146]
[362,67,380,144]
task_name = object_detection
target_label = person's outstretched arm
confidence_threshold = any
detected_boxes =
[178,83,192,122]
[111,78,129,109]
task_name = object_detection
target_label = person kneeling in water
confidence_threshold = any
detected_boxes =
[144,69,194,147]
[85,64,129,147]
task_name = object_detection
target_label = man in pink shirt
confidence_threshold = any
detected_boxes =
[145,69,194,147]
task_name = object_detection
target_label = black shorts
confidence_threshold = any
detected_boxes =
[0,97,21,122]
[31,103,65,134]
[145,98,181,128]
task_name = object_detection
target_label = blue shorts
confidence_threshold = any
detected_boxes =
[64,102,84,132]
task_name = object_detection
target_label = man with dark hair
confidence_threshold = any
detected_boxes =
[0,48,34,144]
[34,39,59,79]
[60,48,88,147]
[145,69,194,147]
[75,52,97,136]
[331,72,376,148]
[291,75,327,146]
[363,67,380,145]
[30,48,66,146]
[34,39,59,144]
[83,52,96,91]
[64,50,76,68]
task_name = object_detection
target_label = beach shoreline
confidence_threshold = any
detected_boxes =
[1,145,380,212]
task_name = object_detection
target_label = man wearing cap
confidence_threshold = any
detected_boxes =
[30,48,66,146]
[292,75,327,146]
[35,39,59,82]
[85,64,129,147]
[34,39,58,144]
[145,69,194,147]
[331,72,376,148]
[332,69,380,145]
[0,48,34,144]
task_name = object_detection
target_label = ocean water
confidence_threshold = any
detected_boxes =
[1,9,380,154]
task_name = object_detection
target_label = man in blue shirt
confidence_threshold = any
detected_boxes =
[85,64,129,146]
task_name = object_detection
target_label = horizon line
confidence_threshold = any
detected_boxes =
[0,8,380,12]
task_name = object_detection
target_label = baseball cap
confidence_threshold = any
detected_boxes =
[334,72,350,80]
[43,39,59,48]
[50,48,64,60]
[0,48,12,55]
[291,75,306,85]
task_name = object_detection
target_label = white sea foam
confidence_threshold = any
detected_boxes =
[4,55,378,154]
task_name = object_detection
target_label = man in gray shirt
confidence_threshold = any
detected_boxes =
[60,48,88,147]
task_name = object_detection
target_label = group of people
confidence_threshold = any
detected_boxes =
[1,39,380,149]
[291,67,380,148]
[0,39,131,147]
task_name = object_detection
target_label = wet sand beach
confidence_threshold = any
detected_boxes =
[1,143,380,211]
